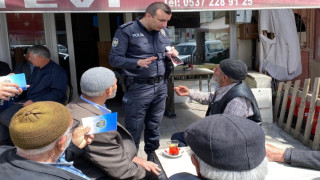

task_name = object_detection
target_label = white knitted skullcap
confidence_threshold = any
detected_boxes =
[80,67,115,94]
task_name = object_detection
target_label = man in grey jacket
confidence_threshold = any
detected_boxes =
[67,67,160,180]
[266,143,320,170]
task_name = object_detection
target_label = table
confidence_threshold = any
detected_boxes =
[155,147,197,179]
[155,147,320,179]
[170,68,214,92]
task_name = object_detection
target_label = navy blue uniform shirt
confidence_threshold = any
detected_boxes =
[109,17,171,78]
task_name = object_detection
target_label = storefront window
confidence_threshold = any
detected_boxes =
[133,11,230,64]
[55,14,69,69]
[6,13,45,69]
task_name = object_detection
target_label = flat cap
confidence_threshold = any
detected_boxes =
[220,59,248,80]
[185,114,265,171]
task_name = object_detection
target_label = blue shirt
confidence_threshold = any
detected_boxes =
[47,153,90,180]
[27,60,67,104]
[80,95,111,114]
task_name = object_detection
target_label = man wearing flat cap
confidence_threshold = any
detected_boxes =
[169,114,268,180]
[67,67,161,180]
[0,101,93,179]
[173,59,261,146]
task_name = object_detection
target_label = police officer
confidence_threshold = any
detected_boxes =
[109,2,178,162]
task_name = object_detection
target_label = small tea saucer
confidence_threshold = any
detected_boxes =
[163,148,184,158]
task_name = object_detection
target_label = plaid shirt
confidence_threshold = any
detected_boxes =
[189,83,253,118]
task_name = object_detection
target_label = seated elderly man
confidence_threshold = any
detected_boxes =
[0,45,67,145]
[169,114,268,180]
[0,101,93,179]
[67,67,160,180]
[172,59,261,147]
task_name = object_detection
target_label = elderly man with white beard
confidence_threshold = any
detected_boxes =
[172,59,262,147]
[67,67,161,180]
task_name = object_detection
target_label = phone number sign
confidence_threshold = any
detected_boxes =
[165,0,320,10]
[0,0,319,12]
[166,0,254,9]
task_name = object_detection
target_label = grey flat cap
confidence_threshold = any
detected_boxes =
[185,114,265,171]
[220,59,248,80]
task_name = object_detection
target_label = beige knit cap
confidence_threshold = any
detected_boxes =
[9,101,71,149]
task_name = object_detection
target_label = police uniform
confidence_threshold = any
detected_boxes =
[109,18,171,155]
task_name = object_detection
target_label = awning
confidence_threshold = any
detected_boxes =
[1,0,320,13]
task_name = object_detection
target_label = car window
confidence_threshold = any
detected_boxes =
[175,45,196,55]
[207,43,223,53]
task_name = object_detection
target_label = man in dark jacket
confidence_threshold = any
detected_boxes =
[0,45,67,145]
[0,101,93,180]
[172,59,261,146]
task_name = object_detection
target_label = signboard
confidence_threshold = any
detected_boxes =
[0,0,319,12]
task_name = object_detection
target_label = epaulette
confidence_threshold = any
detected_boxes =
[119,21,133,29]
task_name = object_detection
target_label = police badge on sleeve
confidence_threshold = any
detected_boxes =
[112,38,119,47]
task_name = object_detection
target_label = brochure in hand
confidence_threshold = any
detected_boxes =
[81,112,117,134]
[170,56,184,67]
[0,73,27,90]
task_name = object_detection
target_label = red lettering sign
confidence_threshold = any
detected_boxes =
[0,0,320,12]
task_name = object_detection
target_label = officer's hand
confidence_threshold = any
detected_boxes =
[174,86,189,96]
[170,46,179,57]
[137,56,157,68]
[165,46,179,59]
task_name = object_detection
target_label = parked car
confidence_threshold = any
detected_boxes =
[58,44,68,53]
[174,40,224,63]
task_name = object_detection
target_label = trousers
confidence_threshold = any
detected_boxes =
[122,80,167,154]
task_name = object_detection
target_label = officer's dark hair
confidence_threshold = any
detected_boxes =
[145,2,171,17]
[27,45,51,59]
